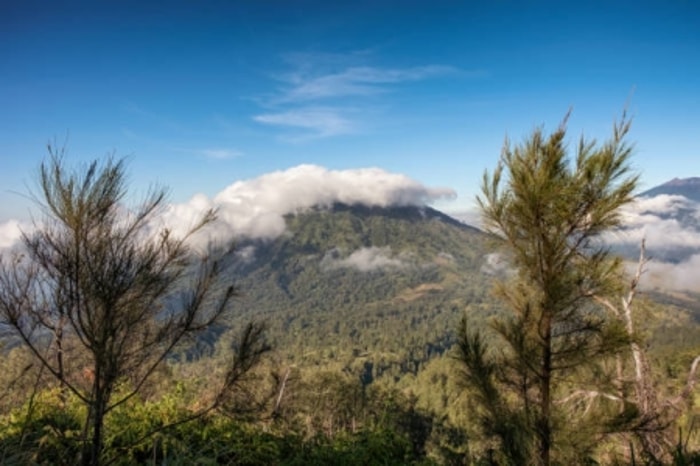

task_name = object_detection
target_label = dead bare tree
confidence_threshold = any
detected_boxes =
[591,239,700,462]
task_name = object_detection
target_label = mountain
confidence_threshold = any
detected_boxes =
[204,203,501,377]
[4,197,698,379]
[204,202,700,381]
[640,177,700,202]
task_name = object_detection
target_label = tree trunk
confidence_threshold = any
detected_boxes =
[538,311,552,466]
[89,397,105,466]
[81,368,110,466]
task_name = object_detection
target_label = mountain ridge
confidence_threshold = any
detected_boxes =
[640,177,700,202]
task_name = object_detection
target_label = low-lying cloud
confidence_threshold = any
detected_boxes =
[321,247,405,272]
[603,194,700,292]
[447,208,482,229]
[625,254,700,293]
[4,174,699,294]
[604,195,700,256]
[481,252,511,276]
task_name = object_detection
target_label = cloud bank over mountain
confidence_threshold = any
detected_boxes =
[155,165,457,245]
[604,195,700,255]
[0,165,455,252]
[604,194,700,292]
[2,168,699,293]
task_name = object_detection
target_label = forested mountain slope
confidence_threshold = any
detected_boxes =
[201,202,700,381]
[208,203,499,376]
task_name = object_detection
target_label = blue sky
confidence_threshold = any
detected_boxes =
[1,0,699,224]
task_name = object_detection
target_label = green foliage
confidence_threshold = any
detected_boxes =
[279,429,415,466]
[0,388,84,465]
[0,383,433,465]
[459,114,640,465]
[671,425,700,466]
[455,317,532,465]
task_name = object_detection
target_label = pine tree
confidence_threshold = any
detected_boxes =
[456,114,638,465]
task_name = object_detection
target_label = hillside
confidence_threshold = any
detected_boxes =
[207,203,499,376]
[4,196,700,376]
[196,202,700,382]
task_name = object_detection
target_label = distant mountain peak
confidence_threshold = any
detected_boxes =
[639,177,700,202]
[660,177,700,187]
[284,202,482,236]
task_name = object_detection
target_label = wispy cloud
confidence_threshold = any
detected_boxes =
[254,51,462,141]
[280,65,456,102]
[170,147,244,160]
[253,107,355,141]
[195,148,243,160]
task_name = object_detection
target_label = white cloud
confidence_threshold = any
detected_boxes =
[607,194,700,292]
[603,195,700,252]
[195,148,242,160]
[0,219,28,251]
[160,164,455,246]
[481,252,513,276]
[281,65,455,102]
[235,245,256,263]
[627,254,700,293]
[0,164,451,255]
[322,246,405,272]
[253,107,355,140]
[632,194,694,215]
[255,53,462,141]
[158,193,219,247]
